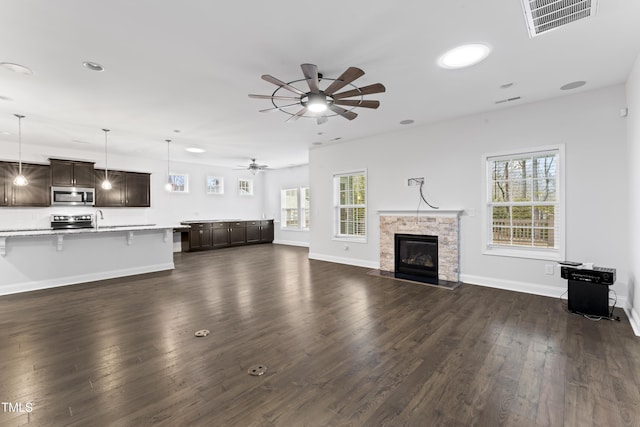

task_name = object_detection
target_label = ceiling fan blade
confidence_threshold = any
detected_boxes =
[323,67,365,95]
[249,94,301,101]
[261,74,306,96]
[286,108,307,122]
[259,103,300,113]
[317,115,328,125]
[333,99,380,109]
[301,63,320,94]
[328,105,358,120]
[332,83,386,99]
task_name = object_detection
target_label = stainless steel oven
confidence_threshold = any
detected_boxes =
[51,186,95,206]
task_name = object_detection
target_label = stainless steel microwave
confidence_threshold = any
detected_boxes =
[51,186,95,206]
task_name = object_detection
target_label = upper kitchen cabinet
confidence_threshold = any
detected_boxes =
[94,169,150,207]
[6,162,51,207]
[94,169,126,207]
[125,172,150,207]
[0,162,8,206]
[50,159,95,187]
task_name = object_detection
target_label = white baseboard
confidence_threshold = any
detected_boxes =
[308,252,379,269]
[626,306,640,336]
[273,239,310,248]
[460,273,630,314]
[0,263,175,296]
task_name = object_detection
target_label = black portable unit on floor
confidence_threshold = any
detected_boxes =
[560,265,616,317]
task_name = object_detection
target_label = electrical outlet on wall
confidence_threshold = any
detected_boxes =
[545,264,554,275]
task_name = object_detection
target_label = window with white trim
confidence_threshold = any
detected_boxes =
[334,171,366,240]
[169,174,189,193]
[485,146,564,260]
[281,187,310,230]
[206,176,224,194]
[238,178,253,196]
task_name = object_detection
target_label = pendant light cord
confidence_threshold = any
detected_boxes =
[15,114,25,175]
[103,129,110,180]
[166,139,171,181]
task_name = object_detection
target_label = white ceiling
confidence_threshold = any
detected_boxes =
[1,0,639,169]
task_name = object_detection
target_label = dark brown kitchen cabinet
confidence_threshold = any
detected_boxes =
[124,172,150,207]
[7,163,51,207]
[246,220,274,244]
[188,223,212,250]
[94,169,150,207]
[50,159,95,187]
[181,220,273,252]
[211,222,230,248]
[229,221,246,245]
[0,162,8,206]
[94,170,125,207]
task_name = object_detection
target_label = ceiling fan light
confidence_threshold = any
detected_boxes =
[101,179,112,190]
[307,102,328,113]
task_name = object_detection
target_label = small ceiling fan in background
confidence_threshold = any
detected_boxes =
[249,63,386,124]
[235,158,269,175]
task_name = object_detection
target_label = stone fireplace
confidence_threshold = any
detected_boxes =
[379,210,462,283]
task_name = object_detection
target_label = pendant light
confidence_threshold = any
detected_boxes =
[13,114,28,186]
[164,139,173,192]
[101,128,112,190]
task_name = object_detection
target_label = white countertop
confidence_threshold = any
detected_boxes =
[0,224,182,238]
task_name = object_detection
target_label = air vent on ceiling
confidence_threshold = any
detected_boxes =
[521,0,598,38]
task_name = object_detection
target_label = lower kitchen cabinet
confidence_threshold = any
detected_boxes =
[246,220,274,243]
[181,220,273,252]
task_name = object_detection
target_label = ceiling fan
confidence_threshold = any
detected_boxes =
[235,158,269,175]
[249,63,386,125]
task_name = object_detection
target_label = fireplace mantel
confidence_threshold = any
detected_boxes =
[377,209,464,217]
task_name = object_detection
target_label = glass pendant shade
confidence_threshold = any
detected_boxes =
[13,114,28,186]
[101,179,112,190]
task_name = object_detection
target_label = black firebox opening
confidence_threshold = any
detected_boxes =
[394,234,438,281]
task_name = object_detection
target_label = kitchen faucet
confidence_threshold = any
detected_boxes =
[95,209,104,229]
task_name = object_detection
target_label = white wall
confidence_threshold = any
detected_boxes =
[627,53,640,334]
[310,85,630,304]
[0,142,266,230]
[263,165,310,247]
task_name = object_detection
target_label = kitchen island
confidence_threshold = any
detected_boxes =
[180,219,274,251]
[0,225,179,295]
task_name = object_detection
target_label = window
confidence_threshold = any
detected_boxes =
[169,174,189,192]
[484,146,564,260]
[238,178,253,196]
[207,176,224,194]
[334,171,366,240]
[281,187,310,230]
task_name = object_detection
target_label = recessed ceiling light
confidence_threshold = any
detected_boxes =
[437,44,491,69]
[185,147,206,153]
[560,81,586,90]
[500,82,514,89]
[82,61,104,72]
[0,62,34,75]
[400,119,414,125]
[312,142,323,146]
[173,129,181,133]
[0,95,13,102]
[1,131,11,136]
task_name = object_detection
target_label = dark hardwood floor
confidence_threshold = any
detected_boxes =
[1,245,639,426]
